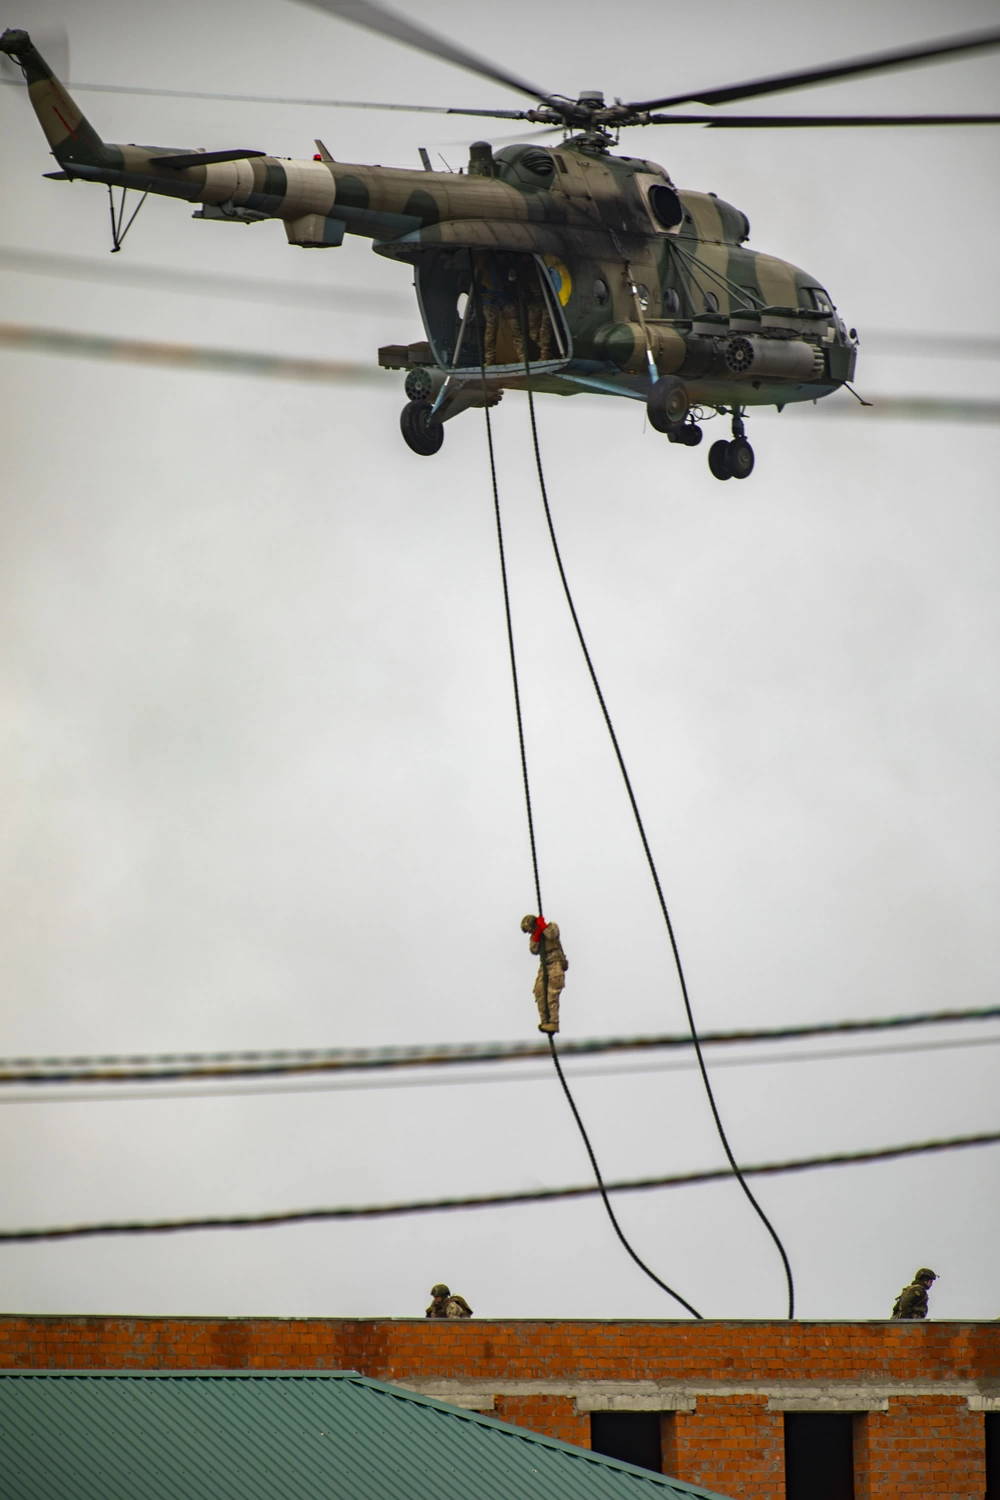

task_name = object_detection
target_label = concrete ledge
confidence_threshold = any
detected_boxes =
[576,1393,697,1414]
[768,1395,889,1413]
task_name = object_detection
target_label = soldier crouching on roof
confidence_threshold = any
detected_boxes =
[425,1282,473,1318]
[521,914,569,1034]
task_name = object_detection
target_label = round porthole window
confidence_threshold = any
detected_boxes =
[663,288,680,315]
[648,183,683,229]
[703,292,720,313]
[593,277,609,307]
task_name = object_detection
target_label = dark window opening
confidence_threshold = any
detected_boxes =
[986,1413,1000,1500]
[591,1412,663,1474]
[784,1413,854,1500]
[648,183,683,230]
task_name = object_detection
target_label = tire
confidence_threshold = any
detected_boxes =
[400,399,444,456]
[680,424,703,447]
[708,439,733,481]
[647,376,689,433]
[729,436,755,479]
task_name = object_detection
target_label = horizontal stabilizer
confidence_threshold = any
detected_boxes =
[155,149,265,169]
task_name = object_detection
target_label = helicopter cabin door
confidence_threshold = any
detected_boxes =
[415,250,568,373]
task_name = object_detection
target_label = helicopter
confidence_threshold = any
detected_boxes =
[2,7,998,480]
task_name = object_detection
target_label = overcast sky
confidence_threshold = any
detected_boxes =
[1,0,998,1326]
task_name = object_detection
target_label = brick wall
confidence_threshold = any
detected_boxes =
[1,1316,996,1498]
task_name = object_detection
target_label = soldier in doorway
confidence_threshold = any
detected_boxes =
[891,1267,937,1319]
[515,257,555,362]
[521,914,569,1034]
[477,253,520,367]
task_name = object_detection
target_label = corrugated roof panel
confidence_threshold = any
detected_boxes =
[0,1371,735,1500]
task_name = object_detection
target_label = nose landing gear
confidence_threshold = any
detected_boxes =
[707,411,755,481]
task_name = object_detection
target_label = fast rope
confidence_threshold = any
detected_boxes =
[518,369,797,1320]
[480,309,701,1318]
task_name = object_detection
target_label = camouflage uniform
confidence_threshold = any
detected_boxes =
[477,254,522,367]
[521,914,569,1034]
[891,1268,937,1319]
[425,1282,473,1318]
[516,260,554,361]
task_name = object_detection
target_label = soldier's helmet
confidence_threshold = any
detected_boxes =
[521,915,537,932]
[914,1268,938,1282]
[430,1283,451,1297]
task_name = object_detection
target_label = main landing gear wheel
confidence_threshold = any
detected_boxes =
[708,439,733,480]
[707,436,755,481]
[400,398,444,456]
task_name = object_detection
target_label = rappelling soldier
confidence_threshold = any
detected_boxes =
[521,914,569,1034]
[891,1267,938,1319]
[425,1282,473,1318]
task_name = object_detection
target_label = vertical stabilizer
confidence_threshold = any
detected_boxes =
[1,29,110,165]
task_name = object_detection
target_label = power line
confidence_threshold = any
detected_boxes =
[1,253,994,358]
[0,246,410,312]
[3,1005,997,1084]
[1,1130,995,1245]
[2,1033,995,1107]
[0,323,382,385]
[1,323,997,421]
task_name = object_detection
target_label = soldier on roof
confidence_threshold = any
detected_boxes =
[425,1283,473,1318]
[891,1267,937,1319]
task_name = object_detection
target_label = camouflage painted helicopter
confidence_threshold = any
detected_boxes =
[3,8,999,479]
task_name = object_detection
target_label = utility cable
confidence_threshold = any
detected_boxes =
[482,296,701,1317]
[1,1130,995,1244]
[521,378,796,1317]
[1,1033,997,1107]
[2,1004,996,1084]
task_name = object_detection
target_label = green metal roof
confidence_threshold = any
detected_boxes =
[0,1370,735,1500]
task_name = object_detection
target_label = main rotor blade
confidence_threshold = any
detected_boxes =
[628,27,1000,111]
[3,76,532,118]
[646,112,1000,127]
[292,0,551,104]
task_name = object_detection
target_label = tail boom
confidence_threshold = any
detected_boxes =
[1,28,111,166]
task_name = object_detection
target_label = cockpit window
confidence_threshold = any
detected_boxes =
[805,286,834,313]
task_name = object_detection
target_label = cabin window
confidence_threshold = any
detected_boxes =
[703,291,720,312]
[593,278,609,306]
[636,284,651,310]
[663,288,681,315]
